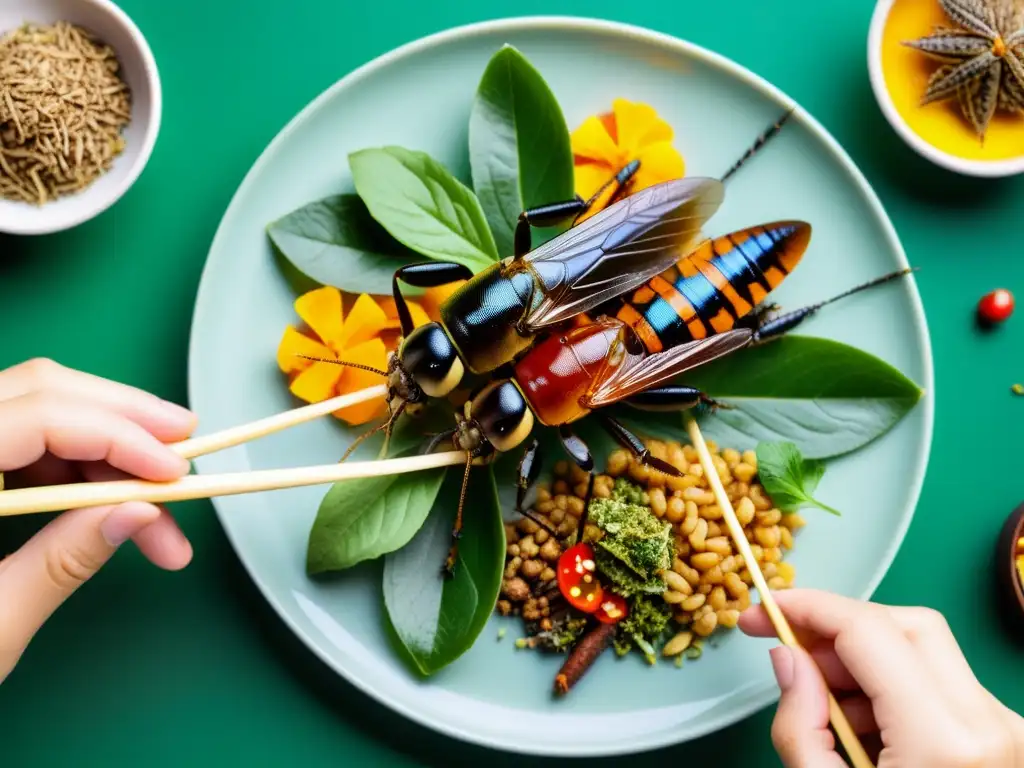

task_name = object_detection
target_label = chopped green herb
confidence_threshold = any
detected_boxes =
[497,628,506,641]
[531,615,588,652]
[675,654,684,668]
[1013,383,1024,396]
[594,548,666,597]
[755,441,841,516]
[588,494,672,577]
[614,595,672,664]
[514,638,528,649]
[611,477,648,506]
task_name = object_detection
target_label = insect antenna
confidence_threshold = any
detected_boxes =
[754,266,918,342]
[719,106,795,184]
[295,355,388,377]
[338,401,406,464]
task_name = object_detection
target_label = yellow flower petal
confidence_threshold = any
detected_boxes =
[380,297,431,331]
[420,281,466,321]
[295,286,345,348]
[571,115,623,166]
[612,99,673,154]
[277,326,334,374]
[632,141,686,191]
[573,162,616,202]
[336,293,389,350]
[335,338,389,425]
[289,361,343,404]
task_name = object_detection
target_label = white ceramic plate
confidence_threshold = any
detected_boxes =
[187,17,934,757]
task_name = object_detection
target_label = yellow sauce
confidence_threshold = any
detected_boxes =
[880,0,1024,160]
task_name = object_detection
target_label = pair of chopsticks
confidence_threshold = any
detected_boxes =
[685,419,874,768]
[0,385,469,517]
[0,382,874,765]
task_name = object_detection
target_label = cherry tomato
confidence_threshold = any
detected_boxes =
[557,542,604,613]
[594,593,629,625]
[978,289,1014,325]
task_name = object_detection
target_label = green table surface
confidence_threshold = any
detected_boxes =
[1,1,1023,765]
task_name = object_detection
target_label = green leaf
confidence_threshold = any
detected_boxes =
[349,147,499,271]
[614,336,923,459]
[382,465,505,676]
[469,45,575,257]
[755,441,841,516]
[306,467,448,575]
[267,194,420,295]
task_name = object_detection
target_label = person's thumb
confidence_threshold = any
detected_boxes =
[769,645,848,768]
[0,502,160,680]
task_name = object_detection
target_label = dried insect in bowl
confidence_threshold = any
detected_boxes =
[995,501,1024,634]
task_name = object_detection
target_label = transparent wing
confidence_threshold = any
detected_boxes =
[582,329,753,409]
[519,177,725,330]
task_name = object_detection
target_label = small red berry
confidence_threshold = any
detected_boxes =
[978,289,1014,325]
[557,542,604,614]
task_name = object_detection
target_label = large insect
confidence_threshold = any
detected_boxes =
[432,221,915,575]
[304,110,795,460]
[428,321,755,574]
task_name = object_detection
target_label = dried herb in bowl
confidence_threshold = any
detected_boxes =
[0,21,131,205]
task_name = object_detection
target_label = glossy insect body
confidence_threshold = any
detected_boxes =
[434,320,753,573]
[613,220,811,354]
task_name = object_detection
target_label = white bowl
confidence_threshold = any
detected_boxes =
[0,0,161,234]
[868,0,1024,178]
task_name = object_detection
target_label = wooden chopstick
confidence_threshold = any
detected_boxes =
[171,384,388,460]
[0,450,469,517]
[685,419,874,768]
[0,384,473,517]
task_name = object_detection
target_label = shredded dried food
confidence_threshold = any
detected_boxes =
[0,21,131,205]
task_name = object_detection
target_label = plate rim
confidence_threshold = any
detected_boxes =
[187,14,935,757]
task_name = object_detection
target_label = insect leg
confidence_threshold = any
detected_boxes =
[597,414,685,478]
[513,160,641,258]
[719,107,795,184]
[752,266,916,344]
[623,385,727,413]
[514,439,558,536]
[393,262,475,336]
[443,452,474,577]
[558,426,596,537]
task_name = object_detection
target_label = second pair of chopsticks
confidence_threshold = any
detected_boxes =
[0,385,470,517]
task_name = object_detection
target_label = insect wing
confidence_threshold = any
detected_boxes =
[521,177,725,330]
[582,328,753,409]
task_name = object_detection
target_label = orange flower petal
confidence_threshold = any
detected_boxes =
[295,286,345,348]
[336,293,389,350]
[335,338,389,425]
[289,361,343,404]
[571,115,623,166]
[612,99,673,154]
[380,297,431,331]
[633,141,686,191]
[277,326,334,374]
[420,281,466,321]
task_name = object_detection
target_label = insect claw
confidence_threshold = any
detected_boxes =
[699,394,731,412]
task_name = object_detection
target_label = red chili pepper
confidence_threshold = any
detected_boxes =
[557,542,604,613]
[594,592,629,625]
[978,289,1014,325]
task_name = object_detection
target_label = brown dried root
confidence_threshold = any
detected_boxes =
[553,622,616,696]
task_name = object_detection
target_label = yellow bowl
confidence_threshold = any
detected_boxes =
[868,0,1024,178]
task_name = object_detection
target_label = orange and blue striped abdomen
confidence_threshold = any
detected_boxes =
[615,221,811,353]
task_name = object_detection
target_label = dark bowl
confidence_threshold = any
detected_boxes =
[996,501,1024,634]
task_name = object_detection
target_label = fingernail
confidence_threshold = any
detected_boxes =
[770,646,795,691]
[100,503,159,547]
[158,399,196,424]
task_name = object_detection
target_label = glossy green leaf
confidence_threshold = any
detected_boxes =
[306,467,448,575]
[755,440,841,516]
[267,194,420,295]
[469,45,576,257]
[382,465,505,676]
[614,336,923,459]
[349,147,498,271]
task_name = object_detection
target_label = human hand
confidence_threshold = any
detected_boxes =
[740,589,1024,767]
[0,358,196,683]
